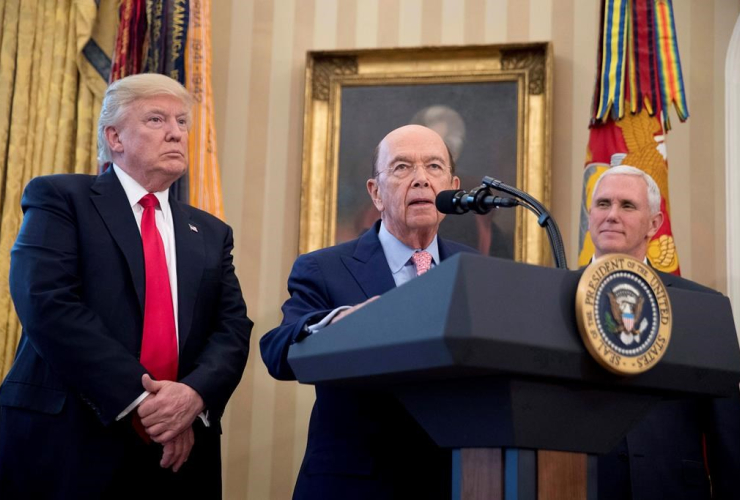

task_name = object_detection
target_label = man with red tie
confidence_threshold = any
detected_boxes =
[261,125,475,499]
[0,73,252,498]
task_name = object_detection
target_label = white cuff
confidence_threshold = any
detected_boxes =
[198,411,210,427]
[116,391,150,421]
[306,306,352,334]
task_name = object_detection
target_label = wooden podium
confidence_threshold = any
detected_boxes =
[287,254,740,499]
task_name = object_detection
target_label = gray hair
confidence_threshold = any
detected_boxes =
[97,74,194,163]
[592,165,662,215]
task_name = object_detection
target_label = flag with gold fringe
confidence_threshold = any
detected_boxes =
[108,0,223,218]
[185,0,224,219]
[579,0,687,274]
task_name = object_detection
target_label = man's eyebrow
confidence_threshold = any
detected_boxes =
[423,155,448,164]
[143,107,187,117]
[389,155,447,164]
[593,195,640,204]
[389,155,413,164]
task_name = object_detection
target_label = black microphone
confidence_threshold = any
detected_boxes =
[436,188,518,215]
[436,190,467,214]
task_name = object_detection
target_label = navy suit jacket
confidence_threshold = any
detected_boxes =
[597,270,740,500]
[0,169,253,498]
[261,221,475,500]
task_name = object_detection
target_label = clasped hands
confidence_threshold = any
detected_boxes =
[137,374,205,472]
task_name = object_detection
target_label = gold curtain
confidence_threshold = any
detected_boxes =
[0,0,117,378]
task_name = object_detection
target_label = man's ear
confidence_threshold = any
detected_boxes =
[367,178,384,212]
[105,126,124,154]
[647,211,664,239]
[451,175,460,190]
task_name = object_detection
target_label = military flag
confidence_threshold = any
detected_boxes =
[579,0,688,275]
[109,0,223,217]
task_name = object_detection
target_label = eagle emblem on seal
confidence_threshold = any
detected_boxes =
[606,283,648,346]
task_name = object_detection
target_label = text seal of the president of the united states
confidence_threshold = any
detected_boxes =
[576,254,672,375]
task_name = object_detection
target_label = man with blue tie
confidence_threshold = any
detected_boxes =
[0,73,252,498]
[261,124,475,500]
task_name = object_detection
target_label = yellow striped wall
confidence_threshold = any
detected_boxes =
[210,1,740,498]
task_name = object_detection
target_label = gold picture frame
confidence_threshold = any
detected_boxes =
[299,43,553,265]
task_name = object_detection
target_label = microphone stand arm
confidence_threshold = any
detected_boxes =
[481,176,568,269]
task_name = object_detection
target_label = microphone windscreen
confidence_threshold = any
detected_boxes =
[436,190,464,214]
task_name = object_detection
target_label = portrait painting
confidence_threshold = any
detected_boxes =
[299,44,552,265]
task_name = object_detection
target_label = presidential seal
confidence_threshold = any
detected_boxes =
[575,254,672,375]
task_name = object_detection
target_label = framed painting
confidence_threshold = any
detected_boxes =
[299,43,553,264]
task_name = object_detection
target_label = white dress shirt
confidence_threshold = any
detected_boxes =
[377,221,440,287]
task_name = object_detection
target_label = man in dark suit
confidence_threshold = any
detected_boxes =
[0,73,253,498]
[261,125,474,500]
[587,165,740,499]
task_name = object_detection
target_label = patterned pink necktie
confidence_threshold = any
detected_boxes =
[411,250,433,276]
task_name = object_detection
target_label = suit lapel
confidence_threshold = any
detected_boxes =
[90,168,146,312]
[341,221,396,298]
[650,262,675,288]
[170,200,204,351]
[438,236,453,261]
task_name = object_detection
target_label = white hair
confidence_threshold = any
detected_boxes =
[592,165,662,215]
[97,73,194,163]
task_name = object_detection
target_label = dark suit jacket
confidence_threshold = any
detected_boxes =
[0,169,253,498]
[260,221,475,500]
[597,269,740,500]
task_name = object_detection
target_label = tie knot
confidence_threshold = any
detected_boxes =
[139,193,160,209]
[411,250,433,276]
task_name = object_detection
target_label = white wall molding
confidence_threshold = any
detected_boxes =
[726,13,740,334]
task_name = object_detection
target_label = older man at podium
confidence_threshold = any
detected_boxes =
[587,165,740,499]
[261,125,475,500]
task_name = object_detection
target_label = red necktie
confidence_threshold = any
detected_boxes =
[411,250,433,276]
[138,194,178,381]
[133,194,178,442]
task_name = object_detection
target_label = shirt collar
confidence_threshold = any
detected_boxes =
[590,254,649,265]
[378,221,440,274]
[112,164,170,212]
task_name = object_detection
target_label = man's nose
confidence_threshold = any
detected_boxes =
[411,165,430,187]
[165,118,184,141]
[605,204,620,221]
